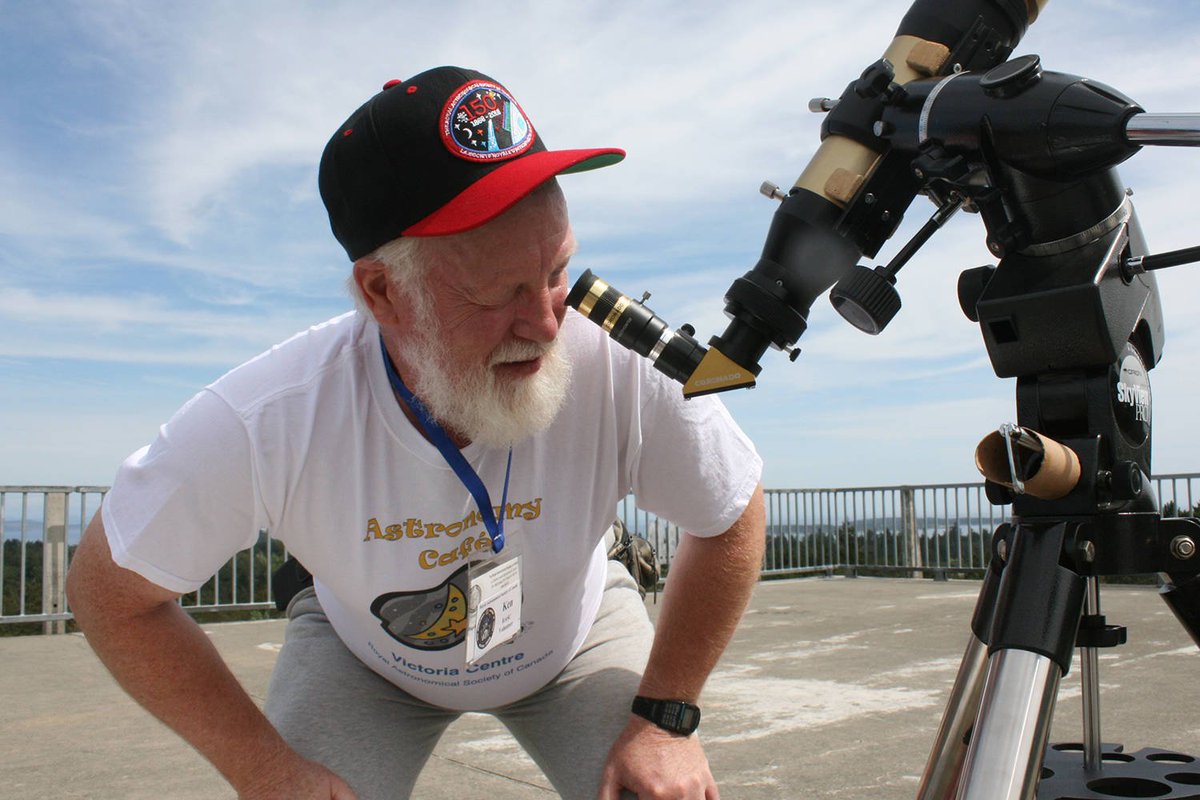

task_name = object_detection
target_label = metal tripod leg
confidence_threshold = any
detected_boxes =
[1079,577,1102,773]
[935,521,1084,800]
[1159,569,1200,648]
[956,649,1061,799]
[917,634,990,799]
[918,550,1005,800]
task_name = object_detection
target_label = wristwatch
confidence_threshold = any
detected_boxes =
[631,695,701,735]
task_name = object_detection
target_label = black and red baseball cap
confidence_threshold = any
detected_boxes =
[319,66,625,261]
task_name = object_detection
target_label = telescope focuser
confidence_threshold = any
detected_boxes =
[566,270,742,395]
[567,269,769,397]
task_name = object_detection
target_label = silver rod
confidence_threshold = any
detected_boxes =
[1081,577,1103,771]
[918,634,990,800]
[1126,113,1200,146]
[956,649,1060,800]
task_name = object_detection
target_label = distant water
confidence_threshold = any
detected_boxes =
[3,519,85,543]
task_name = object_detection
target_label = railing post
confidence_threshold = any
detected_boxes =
[902,486,924,580]
[42,492,68,635]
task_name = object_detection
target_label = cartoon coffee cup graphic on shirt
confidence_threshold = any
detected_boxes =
[369,564,470,651]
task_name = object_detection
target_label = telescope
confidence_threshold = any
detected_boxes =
[568,1,1200,797]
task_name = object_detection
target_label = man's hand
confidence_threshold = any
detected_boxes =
[237,755,358,799]
[598,717,717,800]
[597,485,764,798]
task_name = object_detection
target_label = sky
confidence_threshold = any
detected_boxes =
[3,0,1200,491]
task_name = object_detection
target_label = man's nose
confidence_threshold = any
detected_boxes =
[512,285,564,343]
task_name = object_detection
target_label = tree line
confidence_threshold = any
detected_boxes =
[1,531,289,636]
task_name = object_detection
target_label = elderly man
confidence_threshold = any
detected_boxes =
[66,66,765,800]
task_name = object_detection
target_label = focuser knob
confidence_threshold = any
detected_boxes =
[830,264,902,335]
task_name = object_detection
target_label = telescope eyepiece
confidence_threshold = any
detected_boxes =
[567,270,706,386]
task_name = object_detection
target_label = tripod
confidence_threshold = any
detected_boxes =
[909,158,1200,799]
[876,53,1200,797]
[907,190,1200,796]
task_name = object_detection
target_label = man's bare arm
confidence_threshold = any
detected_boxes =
[599,483,767,799]
[66,510,356,799]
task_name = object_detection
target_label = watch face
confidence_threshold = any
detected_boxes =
[667,702,700,734]
[678,705,700,733]
[632,697,700,735]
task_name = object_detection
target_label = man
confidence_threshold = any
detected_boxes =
[66,66,765,800]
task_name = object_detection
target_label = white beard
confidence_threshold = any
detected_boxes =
[393,319,571,448]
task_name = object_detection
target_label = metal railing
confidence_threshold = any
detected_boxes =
[5,474,1199,633]
[1,487,107,633]
[618,473,1200,580]
[619,482,1013,581]
[0,486,286,634]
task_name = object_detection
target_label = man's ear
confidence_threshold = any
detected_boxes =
[353,259,400,325]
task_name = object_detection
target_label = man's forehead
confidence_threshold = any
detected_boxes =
[421,201,574,281]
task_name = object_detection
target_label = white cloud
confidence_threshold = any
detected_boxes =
[5,0,1200,486]
[0,284,349,366]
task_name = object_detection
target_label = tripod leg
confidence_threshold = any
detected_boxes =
[955,521,1085,800]
[957,649,1061,798]
[918,634,990,800]
[1159,571,1200,648]
[918,549,1005,800]
[1079,577,1102,772]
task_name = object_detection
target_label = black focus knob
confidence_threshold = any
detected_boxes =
[830,264,902,335]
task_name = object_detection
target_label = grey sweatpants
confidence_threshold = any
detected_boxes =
[264,561,654,799]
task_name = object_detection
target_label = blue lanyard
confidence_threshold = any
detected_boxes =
[380,336,511,553]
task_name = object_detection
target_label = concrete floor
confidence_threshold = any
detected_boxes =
[3,576,1199,799]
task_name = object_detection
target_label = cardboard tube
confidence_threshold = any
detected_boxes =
[975,428,1081,500]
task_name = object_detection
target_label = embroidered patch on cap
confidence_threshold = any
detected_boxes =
[440,80,535,162]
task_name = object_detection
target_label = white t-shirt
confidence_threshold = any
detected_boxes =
[102,309,762,710]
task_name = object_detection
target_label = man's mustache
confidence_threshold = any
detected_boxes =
[490,339,556,366]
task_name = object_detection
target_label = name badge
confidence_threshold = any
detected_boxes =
[466,545,523,665]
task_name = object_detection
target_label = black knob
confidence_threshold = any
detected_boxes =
[854,59,897,100]
[830,265,902,335]
[957,265,996,323]
[980,54,1043,99]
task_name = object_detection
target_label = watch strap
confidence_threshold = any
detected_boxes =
[630,695,701,735]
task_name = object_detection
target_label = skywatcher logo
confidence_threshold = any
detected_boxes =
[1116,380,1150,422]
[1116,356,1151,424]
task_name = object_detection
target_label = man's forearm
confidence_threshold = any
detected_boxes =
[74,594,300,793]
[637,484,766,701]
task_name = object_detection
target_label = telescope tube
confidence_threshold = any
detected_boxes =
[693,0,1048,398]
